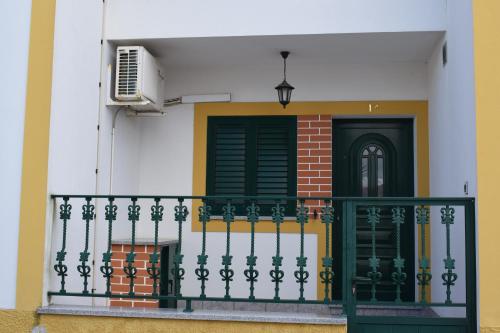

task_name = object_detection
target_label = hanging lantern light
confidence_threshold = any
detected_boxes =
[275,51,294,108]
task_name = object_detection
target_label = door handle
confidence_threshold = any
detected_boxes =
[168,279,174,294]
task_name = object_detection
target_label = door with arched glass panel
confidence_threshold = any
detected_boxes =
[332,119,415,301]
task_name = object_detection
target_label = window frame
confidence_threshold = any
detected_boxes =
[206,116,297,216]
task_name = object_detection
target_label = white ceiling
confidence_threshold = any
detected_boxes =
[111,31,444,70]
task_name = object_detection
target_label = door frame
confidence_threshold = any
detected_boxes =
[332,118,416,302]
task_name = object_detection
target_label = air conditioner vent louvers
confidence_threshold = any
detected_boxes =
[113,46,162,110]
[117,49,139,96]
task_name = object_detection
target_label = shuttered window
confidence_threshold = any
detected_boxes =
[207,116,297,216]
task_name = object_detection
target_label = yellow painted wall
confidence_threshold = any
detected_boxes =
[473,1,500,331]
[0,310,38,333]
[192,101,430,300]
[15,0,56,312]
[38,314,346,333]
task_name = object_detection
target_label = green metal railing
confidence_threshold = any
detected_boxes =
[48,195,475,320]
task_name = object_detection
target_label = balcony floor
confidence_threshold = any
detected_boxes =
[37,304,346,325]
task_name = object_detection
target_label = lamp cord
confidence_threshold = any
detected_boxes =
[283,58,287,81]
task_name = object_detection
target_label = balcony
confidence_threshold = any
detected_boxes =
[40,194,476,331]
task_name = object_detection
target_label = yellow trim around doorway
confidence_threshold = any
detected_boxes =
[192,101,429,300]
[15,0,57,312]
[473,1,500,331]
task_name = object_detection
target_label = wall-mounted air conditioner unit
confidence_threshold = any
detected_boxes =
[109,46,163,111]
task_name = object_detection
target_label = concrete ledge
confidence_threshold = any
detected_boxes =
[178,300,343,316]
[112,238,177,246]
[38,305,346,325]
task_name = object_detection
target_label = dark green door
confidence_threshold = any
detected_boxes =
[332,119,415,301]
[333,119,475,333]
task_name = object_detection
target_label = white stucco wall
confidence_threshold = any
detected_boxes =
[105,0,446,39]
[163,62,427,102]
[46,0,103,305]
[0,0,32,309]
[427,0,476,317]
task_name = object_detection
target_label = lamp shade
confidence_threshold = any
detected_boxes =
[275,80,294,108]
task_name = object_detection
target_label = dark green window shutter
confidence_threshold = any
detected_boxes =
[212,126,246,196]
[207,116,297,216]
[255,120,296,215]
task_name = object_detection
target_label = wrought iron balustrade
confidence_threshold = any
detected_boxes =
[47,195,475,318]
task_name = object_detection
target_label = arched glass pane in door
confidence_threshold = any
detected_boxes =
[360,144,384,197]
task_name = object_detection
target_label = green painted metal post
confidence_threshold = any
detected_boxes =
[100,197,117,296]
[184,299,193,313]
[391,207,407,302]
[124,198,140,296]
[244,201,259,300]
[465,199,477,333]
[77,197,94,294]
[320,200,334,303]
[341,200,348,315]
[147,198,163,297]
[345,200,356,332]
[196,199,211,299]
[219,200,235,300]
[367,206,382,302]
[416,206,432,303]
[54,196,72,294]
[294,199,309,302]
[441,205,457,304]
[270,201,285,301]
[173,198,188,297]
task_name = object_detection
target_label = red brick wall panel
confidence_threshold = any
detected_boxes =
[297,115,332,218]
[109,244,160,308]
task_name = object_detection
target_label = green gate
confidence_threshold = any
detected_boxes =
[343,198,477,333]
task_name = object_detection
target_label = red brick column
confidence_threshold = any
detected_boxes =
[110,243,159,308]
[297,115,332,216]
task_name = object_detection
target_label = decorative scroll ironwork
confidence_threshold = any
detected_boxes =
[147,198,163,296]
[123,198,140,296]
[391,207,407,302]
[367,206,382,301]
[294,200,309,302]
[195,200,211,299]
[441,205,457,304]
[416,206,432,303]
[46,195,475,318]
[270,201,285,301]
[244,201,260,300]
[172,198,189,297]
[77,197,94,294]
[219,200,235,299]
[320,200,334,303]
[54,197,72,294]
[100,197,117,296]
